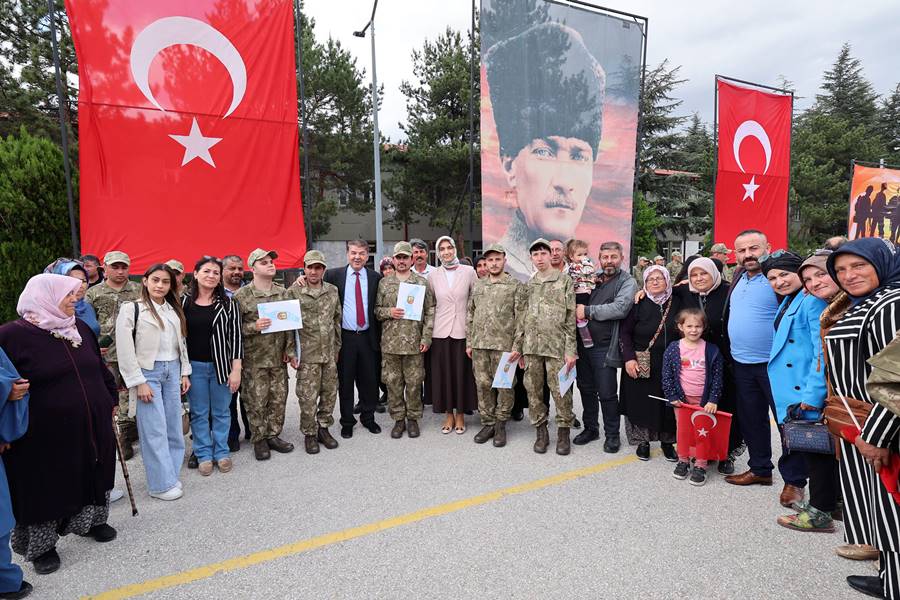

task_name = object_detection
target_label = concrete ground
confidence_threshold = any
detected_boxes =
[31,376,873,599]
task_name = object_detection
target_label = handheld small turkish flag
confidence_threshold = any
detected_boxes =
[713,79,792,251]
[66,0,305,271]
[675,404,732,462]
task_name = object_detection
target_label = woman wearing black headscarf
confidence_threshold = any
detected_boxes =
[824,238,900,599]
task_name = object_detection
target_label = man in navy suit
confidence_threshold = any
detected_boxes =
[323,240,383,438]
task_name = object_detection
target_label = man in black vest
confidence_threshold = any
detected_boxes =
[323,240,383,438]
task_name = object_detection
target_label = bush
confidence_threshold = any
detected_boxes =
[0,128,75,322]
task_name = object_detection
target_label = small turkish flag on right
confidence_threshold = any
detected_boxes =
[675,404,732,462]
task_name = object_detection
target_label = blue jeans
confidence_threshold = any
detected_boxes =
[0,531,22,593]
[575,341,620,437]
[136,360,185,494]
[733,361,807,485]
[187,361,232,462]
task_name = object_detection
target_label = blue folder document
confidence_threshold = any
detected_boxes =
[257,299,303,333]
[491,352,516,389]
[396,282,426,321]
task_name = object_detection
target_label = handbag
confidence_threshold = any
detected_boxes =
[634,299,671,379]
[820,325,873,441]
[783,404,834,454]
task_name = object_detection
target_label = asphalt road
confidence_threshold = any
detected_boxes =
[28,376,873,599]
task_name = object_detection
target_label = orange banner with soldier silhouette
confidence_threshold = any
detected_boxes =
[848,163,900,243]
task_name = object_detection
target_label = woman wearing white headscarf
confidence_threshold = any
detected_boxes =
[619,266,681,461]
[428,236,478,434]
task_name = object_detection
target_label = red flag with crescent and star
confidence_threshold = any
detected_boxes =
[713,79,792,250]
[65,0,305,271]
[674,404,732,462]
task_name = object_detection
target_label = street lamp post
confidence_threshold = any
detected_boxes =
[354,0,384,265]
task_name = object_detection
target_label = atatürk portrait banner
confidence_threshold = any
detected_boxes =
[480,0,644,280]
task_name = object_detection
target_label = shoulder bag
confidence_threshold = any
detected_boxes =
[634,299,671,379]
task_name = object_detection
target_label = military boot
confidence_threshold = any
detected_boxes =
[254,441,271,461]
[533,424,549,454]
[317,427,339,449]
[304,435,320,454]
[493,421,507,447]
[390,419,406,439]
[473,425,494,444]
[407,419,420,438]
[556,427,571,456]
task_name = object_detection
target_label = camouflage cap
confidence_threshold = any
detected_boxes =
[248,248,278,267]
[671,250,682,257]
[654,255,664,261]
[165,259,184,273]
[528,238,551,252]
[638,256,649,262]
[303,250,327,267]
[483,243,506,257]
[710,243,732,254]
[393,241,413,257]
[103,250,130,266]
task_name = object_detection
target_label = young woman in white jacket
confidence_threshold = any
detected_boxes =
[116,264,191,501]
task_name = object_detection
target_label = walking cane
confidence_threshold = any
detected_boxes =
[113,418,138,516]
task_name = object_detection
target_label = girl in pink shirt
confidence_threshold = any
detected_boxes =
[661,308,724,486]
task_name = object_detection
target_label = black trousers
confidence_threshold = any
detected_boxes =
[339,330,379,427]
[804,451,838,513]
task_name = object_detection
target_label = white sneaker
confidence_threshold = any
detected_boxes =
[150,486,183,501]
[174,481,183,490]
[110,488,125,503]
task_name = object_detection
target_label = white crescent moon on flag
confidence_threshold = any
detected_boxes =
[691,410,718,429]
[130,16,246,118]
[732,120,772,175]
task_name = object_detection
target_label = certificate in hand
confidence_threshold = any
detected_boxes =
[491,352,516,389]
[396,282,426,321]
[558,364,576,397]
[257,299,303,333]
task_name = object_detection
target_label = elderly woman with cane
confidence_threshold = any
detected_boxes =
[0,274,119,575]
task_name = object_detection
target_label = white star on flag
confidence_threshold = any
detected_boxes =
[697,427,709,438]
[741,175,760,202]
[169,118,222,167]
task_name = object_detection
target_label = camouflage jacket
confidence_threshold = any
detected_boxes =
[665,261,682,280]
[85,279,142,362]
[285,283,341,364]
[234,282,288,368]
[513,269,576,359]
[466,272,522,351]
[375,272,435,355]
[867,334,900,419]
[722,264,737,283]
[631,265,645,286]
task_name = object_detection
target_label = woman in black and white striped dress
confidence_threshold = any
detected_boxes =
[825,238,900,600]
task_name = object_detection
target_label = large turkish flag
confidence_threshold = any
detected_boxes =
[66,0,305,272]
[713,80,792,251]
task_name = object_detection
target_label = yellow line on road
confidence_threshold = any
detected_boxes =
[85,452,641,599]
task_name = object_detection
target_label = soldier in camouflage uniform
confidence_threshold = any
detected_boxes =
[710,243,736,282]
[466,243,522,447]
[286,250,342,454]
[375,242,435,439]
[632,256,649,286]
[665,251,683,280]
[234,248,293,460]
[85,250,142,458]
[513,238,577,456]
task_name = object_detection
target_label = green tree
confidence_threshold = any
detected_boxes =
[0,0,77,143]
[298,15,378,239]
[388,27,479,238]
[636,60,686,196]
[815,43,880,131]
[631,192,660,259]
[878,83,900,165]
[0,128,74,321]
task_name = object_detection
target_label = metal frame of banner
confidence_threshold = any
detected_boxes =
[294,0,313,247]
[540,0,648,263]
[48,0,80,258]
[712,74,794,248]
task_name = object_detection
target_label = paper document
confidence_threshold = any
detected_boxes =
[257,299,303,333]
[558,364,577,397]
[491,352,516,389]
[396,282,426,321]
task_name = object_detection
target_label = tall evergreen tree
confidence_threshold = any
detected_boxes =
[814,43,879,131]
[878,83,900,165]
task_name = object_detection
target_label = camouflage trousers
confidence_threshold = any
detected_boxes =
[108,362,135,428]
[471,349,515,425]
[382,353,425,421]
[242,366,289,443]
[295,362,338,435]
[523,354,574,428]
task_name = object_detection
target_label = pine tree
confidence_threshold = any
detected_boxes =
[878,83,900,165]
[815,43,879,131]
